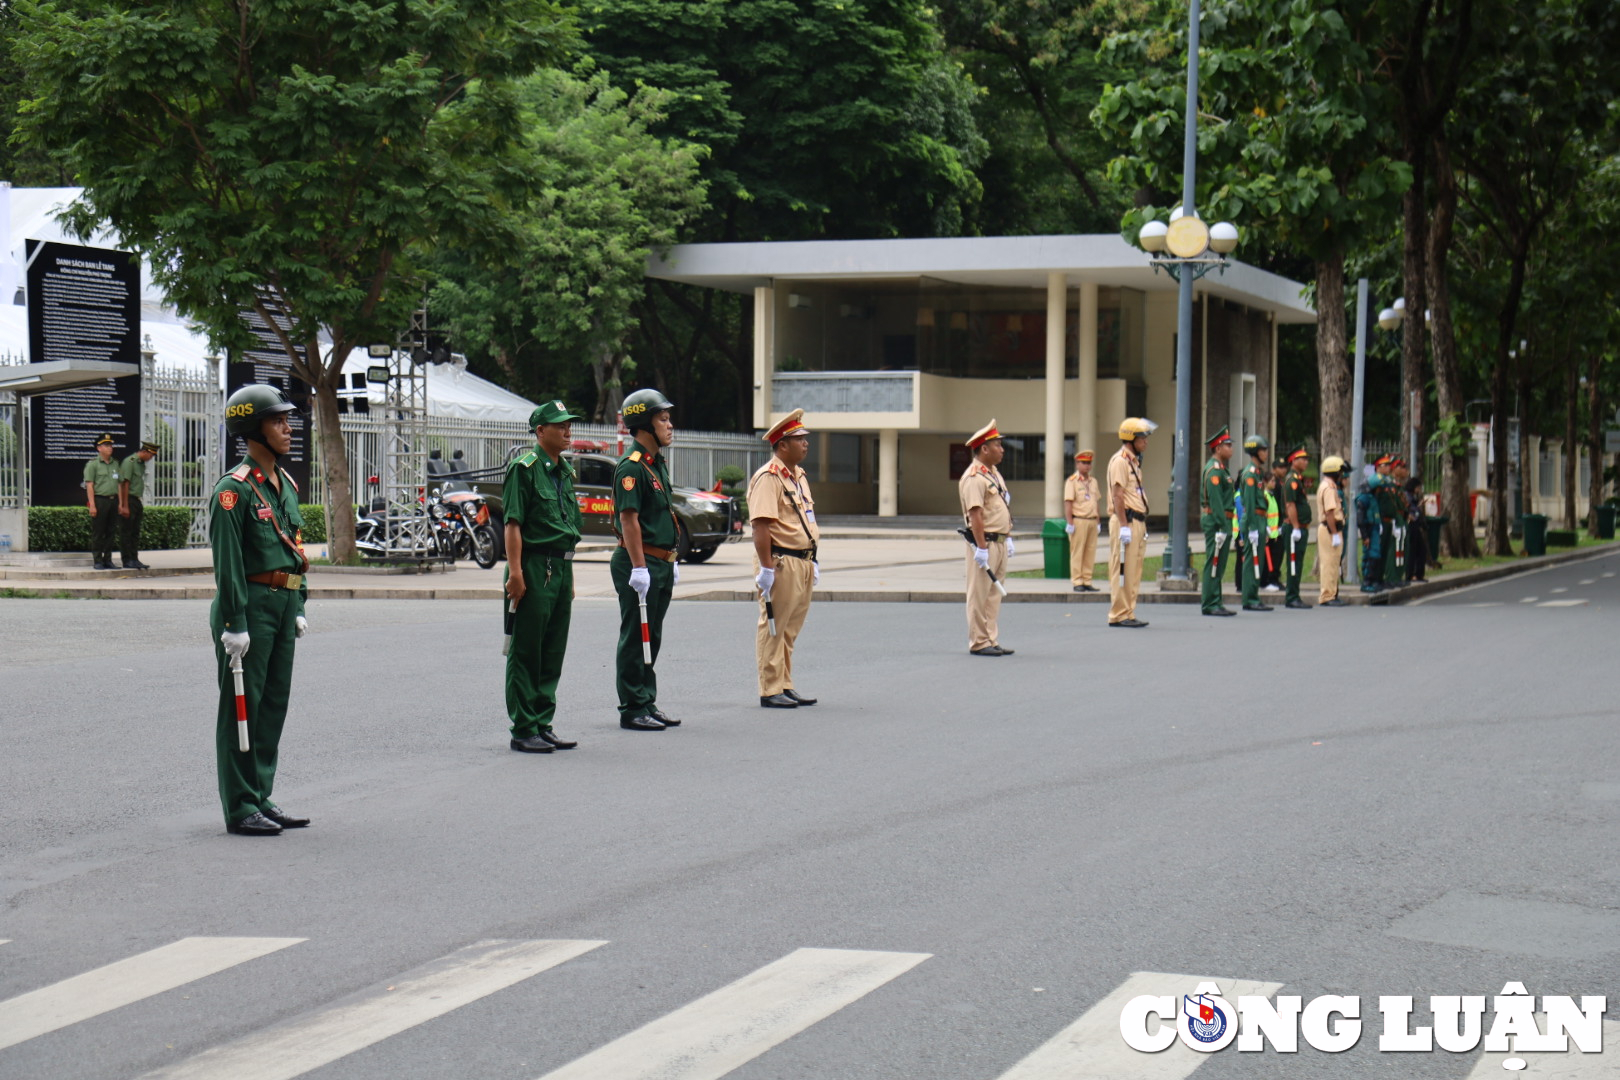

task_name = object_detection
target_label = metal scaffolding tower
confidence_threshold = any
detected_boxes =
[378,309,438,561]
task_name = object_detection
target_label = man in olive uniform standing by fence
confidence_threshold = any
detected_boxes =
[1199,426,1236,617]
[83,434,121,569]
[1108,418,1155,628]
[504,400,584,753]
[750,408,820,707]
[1063,450,1101,592]
[211,385,310,836]
[1281,447,1313,609]
[1237,434,1272,612]
[118,439,159,569]
[959,420,1014,655]
[612,388,683,730]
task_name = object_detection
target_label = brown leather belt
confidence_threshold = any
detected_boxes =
[247,571,305,590]
[620,542,677,563]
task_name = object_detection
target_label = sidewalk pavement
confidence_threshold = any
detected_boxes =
[4,532,1614,607]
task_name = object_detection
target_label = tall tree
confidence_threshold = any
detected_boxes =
[429,68,708,422]
[13,0,573,559]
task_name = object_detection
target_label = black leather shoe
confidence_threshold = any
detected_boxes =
[261,806,309,828]
[1285,599,1312,610]
[510,735,555,753]
[1321,598,1348,607]
[996,646,1015,655]
[1079,584,1099,592]
[1241,603,1272,612]
[620,714,666,731]
[970,646,1005,656]
[226,812,282,836]
[537,728,577,749]
[1110,618,1149,628]
[1203,608,1236,617]
[760,693,798,708]
[784,690,817,706]
[649,708,680,727]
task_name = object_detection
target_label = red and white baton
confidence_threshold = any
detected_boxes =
[230,654,249,752]
[638,597,652,665]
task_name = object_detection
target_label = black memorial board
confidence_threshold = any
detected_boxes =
[24,240,142,505]
[227,296,313,495]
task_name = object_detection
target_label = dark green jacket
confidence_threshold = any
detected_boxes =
[612,445,677,548]
[1200,458,1235,531]
[210,459,307,632]
[502,446,581,550]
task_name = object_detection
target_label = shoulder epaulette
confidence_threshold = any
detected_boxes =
[280,467,299,494]
[629,450,643,463]
[229,463,251,481]
[514,449,538,468]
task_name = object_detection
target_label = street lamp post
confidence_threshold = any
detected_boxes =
[1133,0,1240,583]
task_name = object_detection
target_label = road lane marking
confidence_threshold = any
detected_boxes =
[992,971,1284,1079]
[1407,549,1620,605]
[1463,1018,1618,1077]
[1469,602,1505,608]
[1579,579,1596,585]
[1538,600,1588,607]
[138,939,604,1080]
[536,947,930,1080]
[0,937,304,1052]
[1521,597,1539,603]
[1550,587,1568,593]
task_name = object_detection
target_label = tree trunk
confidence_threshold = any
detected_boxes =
[1426,141,1479,557]
[311,371,357,563]
[591,341,625,423]
[1400,146,1429,473]
[1517,363,1532,525]
[1314,253,1351,459]
[1564,361,1578,529]
[1588,351,1604,533]
[1486,243,1529,556]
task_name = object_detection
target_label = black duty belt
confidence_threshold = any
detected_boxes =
[1124,510,1146,524]
[771,545,817,560]
[956,527,1006,544]
[523,546,575,560]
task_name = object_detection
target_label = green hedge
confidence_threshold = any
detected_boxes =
[28,505,196,552]
[299,506,328,544]
[1546,528,1579,547]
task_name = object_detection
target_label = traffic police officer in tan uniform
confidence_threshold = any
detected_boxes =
[1316,455,1349,606]
[749,409,820,707]
[959,420,1014,656]
[1108,417,1155,627]
[83,434,121,569]
[211,385,311,836]
[1063,450,1101,592]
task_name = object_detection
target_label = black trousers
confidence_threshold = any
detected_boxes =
[119,496,144,564]
[90,495,119,561]
[1405,519,1429,581]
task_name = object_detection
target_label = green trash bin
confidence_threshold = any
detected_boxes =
[1522,513,1549,556]
[1596,504,1617,540]
[1425,514,1449,557]
[1042,518,1071,579]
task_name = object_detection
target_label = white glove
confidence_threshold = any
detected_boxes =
[629,566,651,599]
[1214,531,1228,548]
[1065,523,1075,535]
[1006,537,1016,558]
[295,616,308,639]
[672,561,680,585]
[755,566,775,594]
[1097,522,1105,537]
[220,630,250,660]
[1332,533,1343,548]
[973,546,990,569]
[812,561,820,586]
[1118,526,1132,546]
[1292,528,1303,542]
[1248,530,1260,548]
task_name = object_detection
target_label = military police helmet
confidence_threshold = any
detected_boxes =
[1117,417,1158,441]
[225,384,300,437]
[621,388,674,431]
[1243,433,1269,455]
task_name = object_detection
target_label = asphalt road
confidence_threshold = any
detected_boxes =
[1,554,1617,1080]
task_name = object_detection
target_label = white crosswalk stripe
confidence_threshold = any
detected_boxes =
[1462,1018,1619,1077]
[136,938,605,1080]
[535,947,930,1080]
[0,936,304,1052]
[992,971,1284,1080]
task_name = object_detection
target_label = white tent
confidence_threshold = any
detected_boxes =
[1,184,539,423]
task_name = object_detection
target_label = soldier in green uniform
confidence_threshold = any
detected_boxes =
[82,434,121,569]
[1281,447,1313,608]
[1199,426,1236,616]
[117,440,159,569]
[611,388,683,731]
[503,400,584,753]
[210,385,311,836]
[1238,434,1273,612]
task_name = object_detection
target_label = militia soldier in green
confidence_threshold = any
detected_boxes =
[503,400,584,753]
[611,388,682,731]
[210,385,311,836]
[117,440,160,569]
[1280,448,1313,608]
[82,434,121,569]
[1237,434,1273,612]
[1199,426,1237,616]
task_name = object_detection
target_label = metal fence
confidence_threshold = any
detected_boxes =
[143,361,222,510]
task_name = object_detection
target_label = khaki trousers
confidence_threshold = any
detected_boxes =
[1068,519,1098,585]
[1107,518,1146,623]
[964,539,1007,651]
[756,554,814,695]
[1316,524,1341,601]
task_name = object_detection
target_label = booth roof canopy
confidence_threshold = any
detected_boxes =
[646,234,1317,324]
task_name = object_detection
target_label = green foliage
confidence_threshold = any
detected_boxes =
[1434,413,1473,459]
[27,505,194,551]
[298,506,328,545]
[715,464,746,486]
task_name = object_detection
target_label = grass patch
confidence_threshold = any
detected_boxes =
[0,587,43,598]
